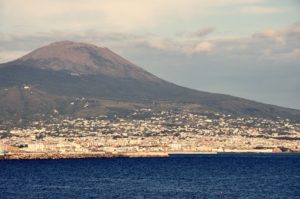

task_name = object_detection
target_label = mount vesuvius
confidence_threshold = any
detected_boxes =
[0,41,299,121]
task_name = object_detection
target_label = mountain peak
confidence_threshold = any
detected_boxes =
[19,40,106,61]
[14,41,153,80]
[46,40,102,50]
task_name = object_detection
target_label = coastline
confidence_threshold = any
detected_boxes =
[1,151,300,160]
[0,152,169,160]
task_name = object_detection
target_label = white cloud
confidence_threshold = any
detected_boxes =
[194,41,214,52]
[184,41,215,54]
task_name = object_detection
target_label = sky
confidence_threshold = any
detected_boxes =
[0,0,300,109]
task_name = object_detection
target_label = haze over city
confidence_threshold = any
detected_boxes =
[1,0,300,109]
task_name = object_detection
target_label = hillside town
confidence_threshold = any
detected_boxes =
[1,108,300,159]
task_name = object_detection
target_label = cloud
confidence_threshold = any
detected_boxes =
[140,37,215,55]
[184,41,215,54]
[252,24,300,46]
[143,38,175,51]
[194,41,214,52]
[141,24,300,60]
[188,27,215,38]
[1,23,299,62]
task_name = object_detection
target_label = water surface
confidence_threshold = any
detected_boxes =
[1,154,299,198]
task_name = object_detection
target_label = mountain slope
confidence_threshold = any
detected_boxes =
[0,41,299,121]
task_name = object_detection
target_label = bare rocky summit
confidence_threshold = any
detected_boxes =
[15,41,160,81]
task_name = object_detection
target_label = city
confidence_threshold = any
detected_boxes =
[1,108,300,159]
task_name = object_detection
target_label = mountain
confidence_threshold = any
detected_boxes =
[0,41,300,121]
[15,41,160,81]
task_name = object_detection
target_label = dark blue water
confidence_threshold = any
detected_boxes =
[1,154,300,199]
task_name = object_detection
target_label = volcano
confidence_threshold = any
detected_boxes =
[0,41,299,121]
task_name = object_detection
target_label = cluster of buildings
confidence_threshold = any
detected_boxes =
[1,108,300,156]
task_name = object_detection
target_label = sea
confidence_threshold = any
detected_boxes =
[0,154,299,199]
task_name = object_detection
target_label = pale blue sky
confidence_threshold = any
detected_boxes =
[1,0,300,109]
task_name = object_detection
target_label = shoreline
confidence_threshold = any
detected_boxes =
[1,151,300,160]
[0,152,169,160]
